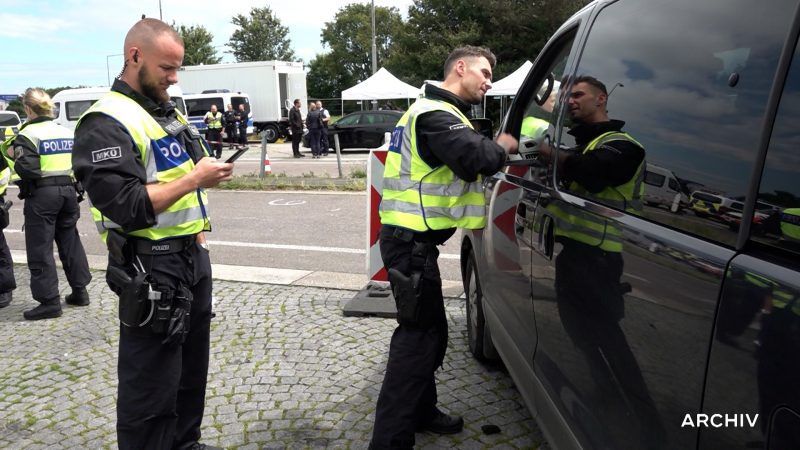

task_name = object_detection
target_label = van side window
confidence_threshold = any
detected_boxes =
[557,0,796,247]
[752,41,800,255]
[186,97,223,118]
[513,29,577,182]
[66,100,95,121]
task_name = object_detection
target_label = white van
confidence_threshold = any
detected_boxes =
[183,91,252,135]
[52,85,186,129]
[642,162,688,212]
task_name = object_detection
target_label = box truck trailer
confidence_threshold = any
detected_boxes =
[178,61,307,143]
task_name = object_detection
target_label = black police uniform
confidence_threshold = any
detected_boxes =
[370,84,507,449]
[73,79,214,450]
[0,171,15,308]
[223,109,237,149]
[237,108,248,147]
[9,117,91,317]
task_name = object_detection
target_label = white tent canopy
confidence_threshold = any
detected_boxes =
[341,67,420,100]
[488,60,533,97]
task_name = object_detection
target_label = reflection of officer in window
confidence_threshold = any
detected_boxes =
[539,75,663,446]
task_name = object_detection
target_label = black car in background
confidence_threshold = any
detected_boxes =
[303,110,403,150]
[462,0,800,449]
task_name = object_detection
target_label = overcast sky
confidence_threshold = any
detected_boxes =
[1,0,412,94]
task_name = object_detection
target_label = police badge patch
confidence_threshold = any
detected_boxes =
[91,146,122,163]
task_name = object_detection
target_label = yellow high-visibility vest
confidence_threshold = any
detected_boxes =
[77,91,211,243]
[380,97,486,231]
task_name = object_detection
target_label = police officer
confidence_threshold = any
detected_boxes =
[315,100,330,156]
[0,165,15,309]
[203,104,224,159]
[237,103,248,148]
[2,88,91,321]
[371,46,518,449]
[223,103,237,149]
[72,18,231,450]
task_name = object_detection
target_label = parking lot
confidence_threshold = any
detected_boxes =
[0,266,547,449]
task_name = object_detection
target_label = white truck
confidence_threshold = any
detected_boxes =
[177,61,308,143]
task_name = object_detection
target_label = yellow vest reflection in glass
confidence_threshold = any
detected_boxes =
[548,131,645,253]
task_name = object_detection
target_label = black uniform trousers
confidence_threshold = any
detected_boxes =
[291,127,303,156]
[0,194,15,294]
[23,184,91,303]
[205,128,222,159]
[116,242,213,450]
[371,225,450,450]
[224,125,237,148]
[238,123,248,146]
[320,126,329,155]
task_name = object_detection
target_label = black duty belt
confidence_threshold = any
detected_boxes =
[33,176,74,188]
[133,236,196,255]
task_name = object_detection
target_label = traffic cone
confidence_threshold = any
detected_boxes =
[263,153,272,175]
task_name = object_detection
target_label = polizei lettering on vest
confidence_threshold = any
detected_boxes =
[681,413,758,428]
[40,139,74,154]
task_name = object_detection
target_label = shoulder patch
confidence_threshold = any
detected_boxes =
[449,123,469,131]
[91,146,122,163]
[163,119,188,136]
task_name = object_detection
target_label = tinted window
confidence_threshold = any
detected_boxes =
[0,112,20,127]
[231,96,249,115]
[668,177,680,191]
[337,114,360,126]
[564,0,796,246]
[753,40,800,255]
[644,171,666,187]
[186,97,223,117]
[66,100,95,121]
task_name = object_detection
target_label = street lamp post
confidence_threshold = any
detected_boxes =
[371,0,377,75]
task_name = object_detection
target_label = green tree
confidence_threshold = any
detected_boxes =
[307,4,404,99]
[175,24,221,66]
[385,0,590,86]
[228,6,296,62]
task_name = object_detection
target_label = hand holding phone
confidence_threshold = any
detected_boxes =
[225,147,248,163]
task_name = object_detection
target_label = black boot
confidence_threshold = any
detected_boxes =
[65,287,90,306]
[416,408,464,435]
[23,299,62,320]
[0,291,11,308]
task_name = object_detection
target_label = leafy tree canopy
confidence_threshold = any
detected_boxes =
[228,6,296,62]
[175,23,221,66]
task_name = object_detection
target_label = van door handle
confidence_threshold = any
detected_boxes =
[536,214,554,260]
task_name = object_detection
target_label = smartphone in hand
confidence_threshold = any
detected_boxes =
[225,147,248,163]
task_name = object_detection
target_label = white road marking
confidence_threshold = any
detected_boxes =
[207,239,459,259]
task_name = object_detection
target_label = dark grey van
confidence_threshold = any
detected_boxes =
[461,0,800,448]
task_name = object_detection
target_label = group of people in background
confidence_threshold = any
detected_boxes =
[289,98,330,159]
[204,102,248,159]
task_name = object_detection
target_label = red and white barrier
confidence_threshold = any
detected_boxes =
[366,147,389,282]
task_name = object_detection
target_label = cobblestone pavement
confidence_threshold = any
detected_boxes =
[0,266,548,449]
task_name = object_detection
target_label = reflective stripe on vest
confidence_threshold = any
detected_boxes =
[780,208,800,242]
[205,111,223,129]
[0,167,9,196]
[379,97,486,231]
[552,131,645,253]
[16,120,75,179]
[78,91,211,243]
